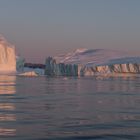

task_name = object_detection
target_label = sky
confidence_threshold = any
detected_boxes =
[0,0,140,63]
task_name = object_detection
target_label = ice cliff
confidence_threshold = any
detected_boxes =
[45,49,140,76]
[0,35,24,73]
[45,57,78,76]
[0,35,16,72]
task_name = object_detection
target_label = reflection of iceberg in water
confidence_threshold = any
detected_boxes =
[0,103,15,110]
[0,112,16,121]
[0,76,16,94]
[0,128,16,136]
[0,76,16,136]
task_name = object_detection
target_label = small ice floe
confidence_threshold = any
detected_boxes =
[18,71,38,77]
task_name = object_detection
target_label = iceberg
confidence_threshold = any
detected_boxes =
[45,57,78,76]
[0,35,25,73]
[45,49,140,76]
[16,56,25,72]
[23,67,44,76]
[23,63,45,75]
[0,35,16,73]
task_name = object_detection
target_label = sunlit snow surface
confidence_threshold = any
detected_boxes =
[0,35,16,72]
[55,48,140,66]
[54,48,137,65]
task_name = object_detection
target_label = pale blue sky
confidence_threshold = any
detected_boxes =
[0,0,140,62]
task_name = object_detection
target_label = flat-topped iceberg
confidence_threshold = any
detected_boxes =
[45,49,140,76]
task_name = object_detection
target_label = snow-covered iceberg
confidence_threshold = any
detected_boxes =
[0,35,25,74]
[0,35,16,73]
[45,48,140,76]
[54,48,128,65]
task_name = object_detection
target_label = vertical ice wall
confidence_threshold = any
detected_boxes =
[45,57,78,76]
[16,56,25,72]
[0,36,16,72]
[45,57,140,76]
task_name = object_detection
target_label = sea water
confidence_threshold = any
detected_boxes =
[0,75,140,140]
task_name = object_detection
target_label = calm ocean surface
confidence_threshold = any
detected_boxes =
[0,75,140,140]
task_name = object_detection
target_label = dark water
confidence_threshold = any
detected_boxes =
[0,75,140,140]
